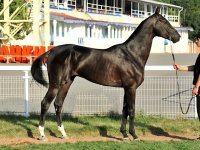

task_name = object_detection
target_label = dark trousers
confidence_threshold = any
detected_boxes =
[196,92,200,120]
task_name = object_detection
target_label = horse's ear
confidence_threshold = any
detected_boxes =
[155,7,160,14]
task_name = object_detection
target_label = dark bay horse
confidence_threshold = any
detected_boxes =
[31,8,180,141]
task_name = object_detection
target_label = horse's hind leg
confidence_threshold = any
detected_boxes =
[54,80,73,139]
[39,86,59,141]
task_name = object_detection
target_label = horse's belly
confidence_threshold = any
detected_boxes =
[94,76,122,87]
[78,70,122,87]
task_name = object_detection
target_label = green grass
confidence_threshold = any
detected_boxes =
[0,113,199,138]
[1,141,200,150]
[0,113,199,149]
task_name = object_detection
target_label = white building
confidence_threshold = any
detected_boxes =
[23,0,193,53]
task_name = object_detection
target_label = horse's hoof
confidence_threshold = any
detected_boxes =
[129,132,138,140]
[132,135,138,140]
[39,136,48,142]
[122,136,129,140]
[134,135,138,139]
[133,137,140,141]
[61,135,69,139]
[120,130,129,139]
[125,135,139,141]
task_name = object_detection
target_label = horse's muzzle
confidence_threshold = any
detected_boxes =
[172,34,181,43]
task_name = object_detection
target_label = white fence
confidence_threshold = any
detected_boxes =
[0,65,197,119]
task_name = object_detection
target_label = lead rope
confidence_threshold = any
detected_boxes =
[170,37,195,114]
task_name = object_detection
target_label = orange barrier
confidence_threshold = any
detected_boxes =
[0,45,54,63]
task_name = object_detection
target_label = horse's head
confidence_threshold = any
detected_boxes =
[153,7,180,43]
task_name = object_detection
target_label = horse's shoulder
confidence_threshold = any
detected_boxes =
[112,45,130,59]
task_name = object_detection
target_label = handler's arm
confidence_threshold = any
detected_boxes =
[173,64,194,71]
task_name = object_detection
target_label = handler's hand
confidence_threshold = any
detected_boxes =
[192,87,199,96]
[173,64,180,70]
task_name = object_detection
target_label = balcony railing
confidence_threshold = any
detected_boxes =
[167,15,179,22]
[49,0,76,10]
[87,3,122,15]
[131,9,179,22]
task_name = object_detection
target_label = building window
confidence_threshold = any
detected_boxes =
[125,1,131,15]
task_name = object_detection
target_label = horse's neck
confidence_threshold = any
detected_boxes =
[125,22,155,66]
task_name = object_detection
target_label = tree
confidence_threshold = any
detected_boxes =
[0,0,32,40]
[0,2,3,20]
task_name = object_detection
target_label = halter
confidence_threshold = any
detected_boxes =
[169,36,195,114]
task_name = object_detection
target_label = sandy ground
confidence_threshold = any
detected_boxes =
[0,133,199,147]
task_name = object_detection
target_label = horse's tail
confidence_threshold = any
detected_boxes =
[31,51,50,88]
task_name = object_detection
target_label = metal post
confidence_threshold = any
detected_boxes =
[84,0,87,12]
[138,3,139,17]
[53,20,57,44]
[131,2,132,16]
[44,0,50,49]
[105,0,107,14]
[23,71,30,117]
[4,0,10,36]
[33,0,41,46]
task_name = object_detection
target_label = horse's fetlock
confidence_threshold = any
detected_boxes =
[120,127,126,133]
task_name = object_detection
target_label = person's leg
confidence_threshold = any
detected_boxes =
[197,89,200,140]
[197,89,200,121]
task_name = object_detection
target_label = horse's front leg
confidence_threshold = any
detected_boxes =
[120,92,129,139]
[126,87,138,140]
[54,81,72,139]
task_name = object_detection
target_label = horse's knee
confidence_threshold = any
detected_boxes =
[41,100,50,111]
[128,109,135,119]
[122,109,128,117]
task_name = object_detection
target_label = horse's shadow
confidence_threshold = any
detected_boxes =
[98,126,123,141]
[0,115,38,139]
[136,122,194,141]
[97,121,195,141]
